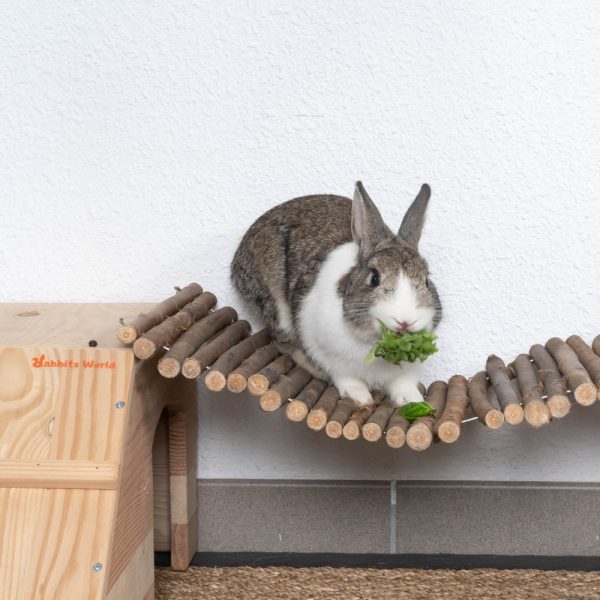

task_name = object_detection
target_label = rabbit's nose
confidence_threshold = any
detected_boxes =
[395,320,411,332]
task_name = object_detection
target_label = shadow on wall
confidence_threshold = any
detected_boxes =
[196,385,600,482]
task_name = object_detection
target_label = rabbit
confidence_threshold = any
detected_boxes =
[230,181,442,407]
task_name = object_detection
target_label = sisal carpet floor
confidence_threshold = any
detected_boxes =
[155,566,600,599]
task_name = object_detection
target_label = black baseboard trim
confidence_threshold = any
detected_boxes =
[155,552,600,571]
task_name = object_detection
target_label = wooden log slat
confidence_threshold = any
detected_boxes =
[157,307,238,378]
[259,366,312,412]
[182,320,251,379]
[325,397,360,439]
[468,372,504,430]
[132,292,217,360]
[117,283,203,344]
[306,387,340,431]
[248,355,295,397]
[405,381,448,451]
[511,354,550,428]
[593,335,600,357]
[529,344,570,419]
[343,405,376,440]
[486,355,524,425]
[566,335,600,393]
[385,411,410,449]
[435,375,468,443]
[486,385,501,410]
[205,329,271,391]
[226,343,281,393]
[362,403,396,443]
[286,378,329,423]
[546,337,597,406]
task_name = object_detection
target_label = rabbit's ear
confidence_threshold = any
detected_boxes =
[352,181,389,257]
[398,184,431,250]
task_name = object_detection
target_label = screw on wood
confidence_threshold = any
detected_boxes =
[115,401,125,409]
[92,563,102,572]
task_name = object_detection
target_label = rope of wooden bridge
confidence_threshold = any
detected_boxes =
[116,283,600,451]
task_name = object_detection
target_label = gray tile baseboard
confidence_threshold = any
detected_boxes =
[197,480,390,553]
[197,480,600,556]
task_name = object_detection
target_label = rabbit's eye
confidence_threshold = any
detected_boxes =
[369,269,381,288]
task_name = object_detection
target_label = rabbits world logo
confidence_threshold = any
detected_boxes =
[31,354,117,369]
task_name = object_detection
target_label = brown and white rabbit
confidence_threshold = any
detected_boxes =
[230,181,441,407]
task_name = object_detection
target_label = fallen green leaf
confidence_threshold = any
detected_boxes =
[398,401,437,421]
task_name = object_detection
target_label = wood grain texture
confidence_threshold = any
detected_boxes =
[0,303,157,349]
[152,412,171,552]
[168,398,198,571]
[108,359,196,589]
[0,459,118,489]
[0,347,132,463]
[0,487,116,599]
[105,529,155,600]
[0,344,133,598]
[1,303,200,599]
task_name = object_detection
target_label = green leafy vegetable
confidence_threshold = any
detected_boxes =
[365,322,438,365]
[398,401,437,421]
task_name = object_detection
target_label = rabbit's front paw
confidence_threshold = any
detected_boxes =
[388,381,424,407]
[334,376,373,407]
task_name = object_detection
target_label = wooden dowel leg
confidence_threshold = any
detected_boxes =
[167,393,198,571]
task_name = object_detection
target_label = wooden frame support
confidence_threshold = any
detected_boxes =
[106,360,197,599]
[167,397,198,571]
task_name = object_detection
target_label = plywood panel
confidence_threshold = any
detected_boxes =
[0,347,132,463]
[0,303,153,349]
[0,487,116,599]
[0,344,134,598]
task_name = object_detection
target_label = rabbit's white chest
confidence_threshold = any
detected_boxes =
[298,242,416,387]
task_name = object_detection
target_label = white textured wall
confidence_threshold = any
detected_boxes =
[2,1,600,480]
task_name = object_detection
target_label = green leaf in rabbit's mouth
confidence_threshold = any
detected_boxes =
[364,322,438,365]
